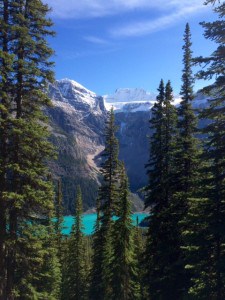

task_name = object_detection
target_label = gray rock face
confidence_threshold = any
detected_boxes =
[47,79,107,212]
[46,79,150,212]
[115,111,150,192]
[46,79,209,213]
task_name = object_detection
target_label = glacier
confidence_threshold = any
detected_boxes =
[50,78,210,114]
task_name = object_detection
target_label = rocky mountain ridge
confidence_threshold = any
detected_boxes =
[47,79,209,213]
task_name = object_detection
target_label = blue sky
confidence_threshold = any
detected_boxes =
[44,0,216,96]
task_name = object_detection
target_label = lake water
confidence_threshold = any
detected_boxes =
[62,213,148,235]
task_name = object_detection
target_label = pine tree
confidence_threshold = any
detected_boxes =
[0,0,57,298]
[63,186,87,300]
[83,235,92,296]
[176,23,199,196]
[171,24,203,297]
[111,163,140,300]
[187,2,225,298]
[144,80,183,299]
[0,1,17,295]
[55,178,64,263]
[89,197,104,300]
[133,218,145,300]
[144,79,165,210]
[181,195,213,299]
[11,190,61,299]
[90,108,120,300]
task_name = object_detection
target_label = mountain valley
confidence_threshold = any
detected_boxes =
[47,79,208,213]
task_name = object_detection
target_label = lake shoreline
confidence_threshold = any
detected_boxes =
[62,212,149,235]
[63,209,149,217]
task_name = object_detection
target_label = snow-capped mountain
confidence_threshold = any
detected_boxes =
[50,78,210,114]
[46,79,152,212]
[104,88,156,112]
[104,87,155,102]
[49,78,105,116]
[192,92,211,109]
[46,78,210,212]
[47,79,108,212]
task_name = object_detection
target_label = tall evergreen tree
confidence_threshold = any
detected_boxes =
[172,24,202,297]
[186,2,225,298]
[90,107,120,300]
[63,186,87,300]
[55,178,64,263]
[176,23,199,197]
[89,197,104,300]
[0,0,57,298]
[144,79,165,210]
[111,163,140,300]
[0,0,14,295]
[133,218,145,300]
[144,80,182,299]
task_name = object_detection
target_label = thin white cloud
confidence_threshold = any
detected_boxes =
[110,4,206,38]
[84,36,110,45]
[44,0,206,19]
[59,47,121,60]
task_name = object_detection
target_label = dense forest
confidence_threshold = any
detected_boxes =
[0,0,225,299]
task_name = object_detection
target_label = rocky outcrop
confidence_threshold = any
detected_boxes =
[46,79,152,212]
[47,79,107,212]
[116,111,151,192]
[46,79,209,213]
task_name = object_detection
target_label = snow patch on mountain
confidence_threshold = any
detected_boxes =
[103,88,157,112]
[192,92,211,109]
[104,88,155,103]
[49,78,210,114]
[58,78,97,106]
[48,79,106,116]
[103,88,183,112]
[105,101,154,112]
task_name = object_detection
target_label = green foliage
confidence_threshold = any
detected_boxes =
[182,196,213,299]
[144,79,183,299]
[174,24,203,297]
[0,0,60,298]
[62,186,87,300]
[2,1,225,299]
[133,221,145,299]
[12,217,61,299]
[145,79,165,209]
[111,164,141,300]
[90,108,120,299]
[187,2,225,298]
[54,179,64,262]
[90,109,140,300]
[176,23,200,195]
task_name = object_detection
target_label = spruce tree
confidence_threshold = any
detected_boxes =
[144,80,182,299]
[55,178,64,263]
[90,108,120,300]
[144,79,165,210]
[111,164,140,300]
[187,2,225,298]
[0,0,12,295]
[173,24,202,297]
[63,186,87,300]
[176,23,199,196]
[0,0,57,298]
[89,197,104,300]
[133,218,145,300]
[181,195,213,299]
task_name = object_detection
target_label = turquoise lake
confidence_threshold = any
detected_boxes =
[62,213,148,235]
